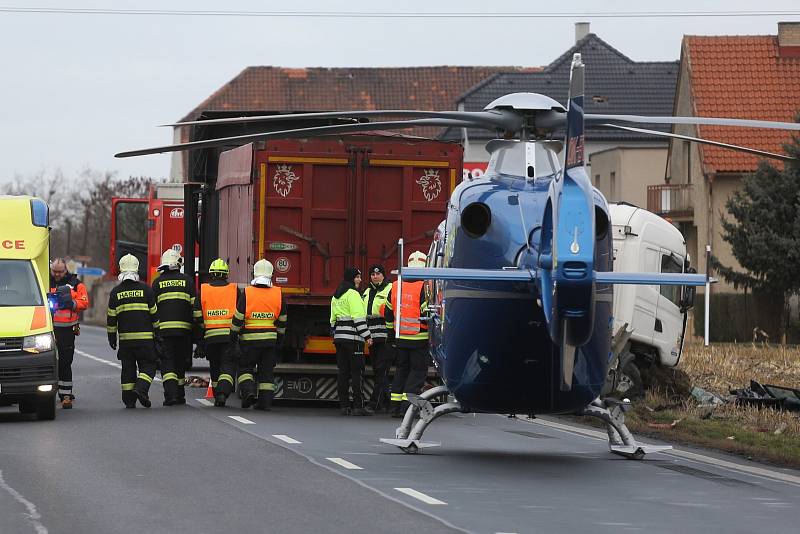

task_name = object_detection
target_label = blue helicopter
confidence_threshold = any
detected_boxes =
[117,54,799,459]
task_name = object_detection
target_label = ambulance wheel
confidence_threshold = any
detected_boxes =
[36,394,56,420]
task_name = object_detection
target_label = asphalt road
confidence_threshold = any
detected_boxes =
[1,325,799,534]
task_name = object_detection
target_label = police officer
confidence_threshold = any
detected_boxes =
[152,249,195,406]
[385,251,430,418]
[49,258,90,409]
[330,267,372,416]
[231,259,286,411]
[194,258,239,407]
[107,254,159,408]
[362,264,394,412]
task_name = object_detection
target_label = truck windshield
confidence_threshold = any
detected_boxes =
[0,260,44,307]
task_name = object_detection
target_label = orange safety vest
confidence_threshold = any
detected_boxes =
[50,280,90,328]
[200,283,237,336]
[243,286,282,331]
[391,280,428,338]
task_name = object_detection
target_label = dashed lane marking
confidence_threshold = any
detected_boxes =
[227,415,255,425]
[326,457,363,470]
[195,399,213,407]
[394,488,447,505]
[0,469,48,534]
[272,434,301,444]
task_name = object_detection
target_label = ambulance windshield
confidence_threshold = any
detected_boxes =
[0,260,44,307]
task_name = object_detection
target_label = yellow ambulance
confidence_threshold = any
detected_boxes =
[0,196,57,420]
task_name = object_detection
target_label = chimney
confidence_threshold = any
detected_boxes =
[575,22,590,43]
[778,22,800,57]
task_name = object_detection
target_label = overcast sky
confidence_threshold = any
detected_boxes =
[0,0,797,183]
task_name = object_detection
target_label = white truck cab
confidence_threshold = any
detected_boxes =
[607,202,695,397]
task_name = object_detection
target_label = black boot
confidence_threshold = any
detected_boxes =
[214,392,227,407]
[135,389,151,408]
[255,391,273,411]
[242,392,257,409]
[351,406,373,416]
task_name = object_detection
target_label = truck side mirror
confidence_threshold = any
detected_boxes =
[680,266,697,312]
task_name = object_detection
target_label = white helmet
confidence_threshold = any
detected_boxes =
[159,249,182,270]
[407,250,427,267]
[119,254,140,273]
[253,259,274,278]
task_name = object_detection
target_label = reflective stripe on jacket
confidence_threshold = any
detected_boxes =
[330,288,371,343]
[386,281,428,341]
[362,281,392,342]
[199,282,238,342]
[231,285,286,346]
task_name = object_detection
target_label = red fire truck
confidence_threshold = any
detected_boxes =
[111,133,462,400]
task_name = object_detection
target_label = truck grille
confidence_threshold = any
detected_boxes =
[0,365,55,381]
[0,337,24,352]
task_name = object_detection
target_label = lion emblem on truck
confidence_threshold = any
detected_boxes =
[273,164,300,198]
[416,169,442,202]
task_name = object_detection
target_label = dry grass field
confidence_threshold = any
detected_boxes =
[623,340,800,467]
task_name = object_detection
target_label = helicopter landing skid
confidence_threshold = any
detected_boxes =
[380,385,462,454]
[579,397,672,460]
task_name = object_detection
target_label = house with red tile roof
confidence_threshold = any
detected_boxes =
[170,66,537,179]
[659,22,800,300]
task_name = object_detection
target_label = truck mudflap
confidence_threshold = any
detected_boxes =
[273,364,441,401]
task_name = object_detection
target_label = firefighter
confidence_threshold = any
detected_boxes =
[385,251,430,418]
[362,263,394,412]
[194,258,239,407]
[152,249,195,406]
[231,259,286,411]
[330,267,372,416]
[106,254,159,408]
[49,258,90,409]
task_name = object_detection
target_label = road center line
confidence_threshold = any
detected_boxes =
[195,399,213,407]
[0,469,48,534]
[326,457,363,470]
[272,434,301,444]
[394,487,447,505]
[227,415,255,425]
[75,349,162,382]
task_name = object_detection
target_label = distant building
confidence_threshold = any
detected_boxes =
[171,66,538,181]
[442,23,679,205]
[658,22,800,293]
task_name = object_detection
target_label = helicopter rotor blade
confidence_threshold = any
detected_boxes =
[600,124,797,162]
[588,113,800,131]
[162,109,516,129]
[116,118,491,158]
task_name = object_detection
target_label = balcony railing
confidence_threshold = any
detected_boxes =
[647,184,694,219]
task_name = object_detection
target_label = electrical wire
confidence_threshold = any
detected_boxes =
[0,7,798,19]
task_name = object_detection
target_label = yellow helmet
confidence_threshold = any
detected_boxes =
[407,250,427,267]
[119,254,140,273]
[209,258,229,277]
[253,259,274,278]
[159,249,182,270]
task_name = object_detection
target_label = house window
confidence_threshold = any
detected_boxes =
[610,172,616,200]
[594,174,600,187]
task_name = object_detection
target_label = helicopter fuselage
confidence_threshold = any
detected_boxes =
[427,170,613,415]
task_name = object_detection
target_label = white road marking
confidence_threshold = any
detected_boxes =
[526,416,800,487]
[272,434,301,444]
[75,349,162,382]
[195,399,213,407]
[227,415,255,425]
[394,487,447,505]
[326,457,363,470]
[0,469,48,534]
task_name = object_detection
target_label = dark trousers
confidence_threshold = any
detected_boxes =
[391,345,429,403]
[239,345,277,407]
[55,326,75,400]
[160,335,191,402]
[335,341,365,408]
[206,342,238,397]
[119,345,157,407]
[368,341,395,409]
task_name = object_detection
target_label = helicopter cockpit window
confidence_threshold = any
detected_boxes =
[660,254,683,306]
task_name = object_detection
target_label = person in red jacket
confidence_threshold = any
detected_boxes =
[49,258,90,409]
